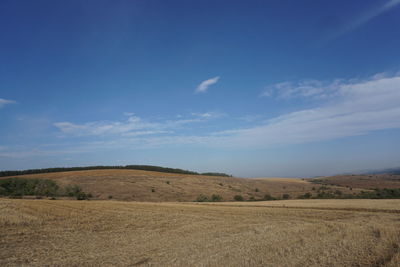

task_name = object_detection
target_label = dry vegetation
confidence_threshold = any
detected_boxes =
[308,174,400,190]
[1,199,400,266]
[0,169,361,201]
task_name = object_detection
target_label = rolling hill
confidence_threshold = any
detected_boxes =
[0,169,360,201]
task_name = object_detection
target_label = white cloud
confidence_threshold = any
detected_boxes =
[195,76,220,93]
[122,130,172,137]
[261,79,342,99]
[0,98,16,108]
[329,0,400,39]
[53,112,217,137]
[59,72,400,148]
[228,74,400,147]
[54,115,159,136]
[191,111,224,119]
[6,73,400,159]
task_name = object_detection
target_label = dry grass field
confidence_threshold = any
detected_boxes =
[1,198,400,266]
[309,174,400,190]
[1,169,361,201]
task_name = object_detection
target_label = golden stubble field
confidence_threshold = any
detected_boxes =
[1,199,400,266]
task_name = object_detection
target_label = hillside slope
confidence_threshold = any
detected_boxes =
[309,174,400,190]
[1,169,358,201]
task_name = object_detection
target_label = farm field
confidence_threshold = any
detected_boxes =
[1,198,400,266]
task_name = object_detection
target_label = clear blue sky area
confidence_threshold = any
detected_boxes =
[1,0,400,177]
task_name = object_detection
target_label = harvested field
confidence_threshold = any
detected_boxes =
[1,199,400,266]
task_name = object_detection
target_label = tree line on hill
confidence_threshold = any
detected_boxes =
[0,165,232,177]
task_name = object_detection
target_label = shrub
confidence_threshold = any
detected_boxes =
[263,194,276,201]
[0,178,59,197]
[210,194,223,202]
[255,188,259,192]
[334,190,343,196]
[316,192,335,199]
[299,192,312,199]
[233,195,244,201]
[282,194,290,200]
[65,185,82,197]
[166,181,170,185]
[151,188,155,192]
[196,194,208,202]
[64,185,91,200]
[108,195,113,199]
[75,192,89,200]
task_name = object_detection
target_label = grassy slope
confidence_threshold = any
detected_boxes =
[0,169,359,201]
[308,174,400,189]
[1,199,400,266]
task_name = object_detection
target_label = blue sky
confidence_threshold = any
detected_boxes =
[1,0,400,177]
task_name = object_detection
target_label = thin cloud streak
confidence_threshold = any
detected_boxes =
[0,98,16,108]
[195,76,220,93]
[53,113,214,137]
[329,0,400,39]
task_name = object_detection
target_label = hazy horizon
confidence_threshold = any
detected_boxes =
[1,1,400,177]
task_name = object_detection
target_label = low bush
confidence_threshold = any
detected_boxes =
[0,178,59,197]
[298,192,312,199]
[210,194,223,202]
[263,194,277,201]
[0,178,92,200]
[234,195,244,201]
[196,194,208,202]
[64,185,91,200]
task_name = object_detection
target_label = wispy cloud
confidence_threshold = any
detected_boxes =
[4,73,400,159]
[329,0,400,39]
[53,112,217,137]
[191,111,225,119]
[195,76,220,94]
[231,74,400,147]
[54,73,400,148]
[0,98,16,108]
[261,79,342,99]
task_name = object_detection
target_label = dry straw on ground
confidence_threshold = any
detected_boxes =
[1,199,400,266]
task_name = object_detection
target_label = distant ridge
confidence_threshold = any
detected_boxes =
[0,165,232,177]
[361,167,400,175]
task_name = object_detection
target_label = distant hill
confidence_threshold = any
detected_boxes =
[361,167,400,175]
[0,165,231,177]
[0,169,360,201]
[308,174,400,190]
